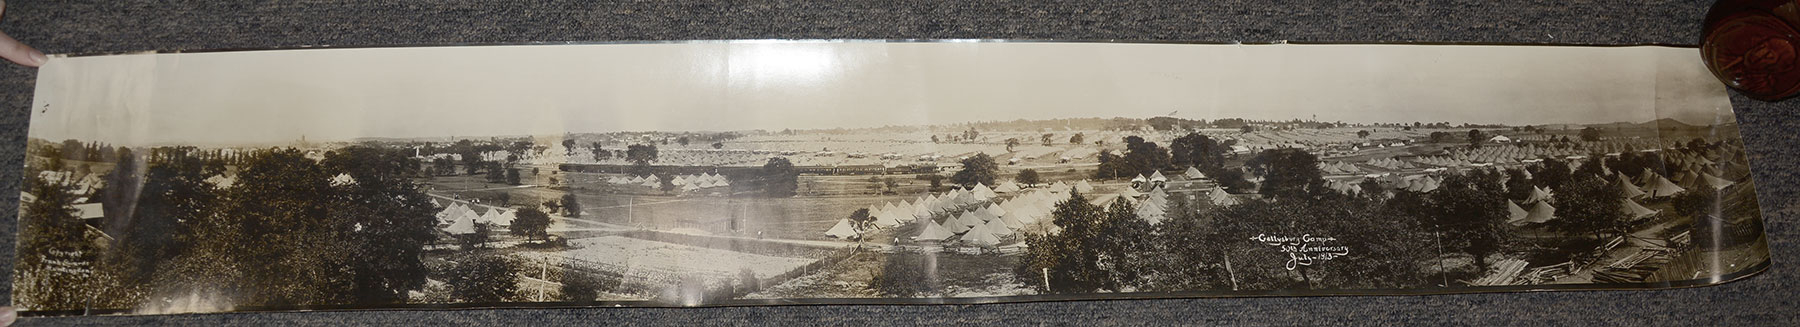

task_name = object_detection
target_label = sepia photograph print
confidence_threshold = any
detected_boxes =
[15,41,1770,316]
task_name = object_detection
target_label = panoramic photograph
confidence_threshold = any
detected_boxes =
[14,42,1769,315]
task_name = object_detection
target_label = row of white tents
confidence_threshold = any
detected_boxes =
[434,200,518,234]
[602,173,732,191]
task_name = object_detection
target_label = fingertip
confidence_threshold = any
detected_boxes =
[28,50,46,67]
[0,306,16,326]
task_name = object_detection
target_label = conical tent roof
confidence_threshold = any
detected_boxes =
[973,183,997,199]
[874,209,904,228]
[1525,186,1554,203]
[1520,201,1557,225]
[915,219,954,241]
[1185,166,1206,179]
[1700,173,1734,190]
[961,227,1001,246]
[1119,186,1143,198]
[996,182,1021,193]
[1643,175,1687,197]
[825,219,859,239]
[1617,174,1645,198]
[982,217,1014,237]
[985,203,1008,217]
[1620,199,1658,219]
[1131,174,1148,182]
[957,211,984,227]
[1137,202,1166,224]
[972,209,999,224]
[946,216,971,234]
[1209,186,1240,206]
[999,211,1025,229]
[1506,200,1528,224]
[444,212,478,234]
[1075,180,1095,193]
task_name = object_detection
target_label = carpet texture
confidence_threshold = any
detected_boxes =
[0,0,1794,325]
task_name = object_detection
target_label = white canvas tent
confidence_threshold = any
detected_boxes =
[1620,199,1659,219]
[1642,175,1687,197]
[825,219,860,239]
[915,219,954,241]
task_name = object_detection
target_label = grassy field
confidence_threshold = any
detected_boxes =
[423,166,1123,242]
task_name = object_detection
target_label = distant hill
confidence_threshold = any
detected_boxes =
[1638,118,1700,130]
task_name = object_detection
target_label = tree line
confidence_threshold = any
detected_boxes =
[19,145,443,310]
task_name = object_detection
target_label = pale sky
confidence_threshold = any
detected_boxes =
[28,41,1733,146]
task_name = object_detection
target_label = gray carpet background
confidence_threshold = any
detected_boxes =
[0,0,1794,325]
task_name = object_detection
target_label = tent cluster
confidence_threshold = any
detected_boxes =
[1220,128,1424,150]
[1184,166,1207,179]
[602,173,732,191]
[829,182,1101,247]
[1501,184,1559,226]
[435,201,518,234]
[1131,186,1171,224]
[1324,179,1364,196]
[1364,158,1416,170]
[1318,161,1365,175]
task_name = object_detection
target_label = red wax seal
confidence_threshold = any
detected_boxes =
[1703,0,1800,100]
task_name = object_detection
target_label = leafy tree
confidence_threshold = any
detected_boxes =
[588,142,610,162]
[16,173,104,310]
[562,139,577,156]
[511,207,553,242]
[950,153,1000,188]
[506,168,521,185]
[1095,199,1155,289]
[447,254,519,303]
[1579,127,1602,142]
[485,161,505,183]
[217,148,354,306]
[1248,149,1323,198]
[543,200,563,216]
[677,137,691,146]
[432,157,456,176]
[1426,172,1513,269]
[462,154,484,175]
[763,157,800,197]
[847,208,875,237]
[1016,191,1112,293]
[1467,129,1485,147]
[1069,133,1085,144]
[1148,196,1228,291]
[626,144,659,165]
[712,142,724,149]
[560,193,583,218]
[1121,136,1172,177]
[1016,169,1042,187]
[1005,138,1021,152]
[1357,130,1371,138]
[1503,168,1535,201]
[1550,174,1628,240]
[1169,133,1228,173]
[1041,133,1056,146]
[1094,150,1129,179]
[1529,158,1572,191]
[321,146,440,304]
